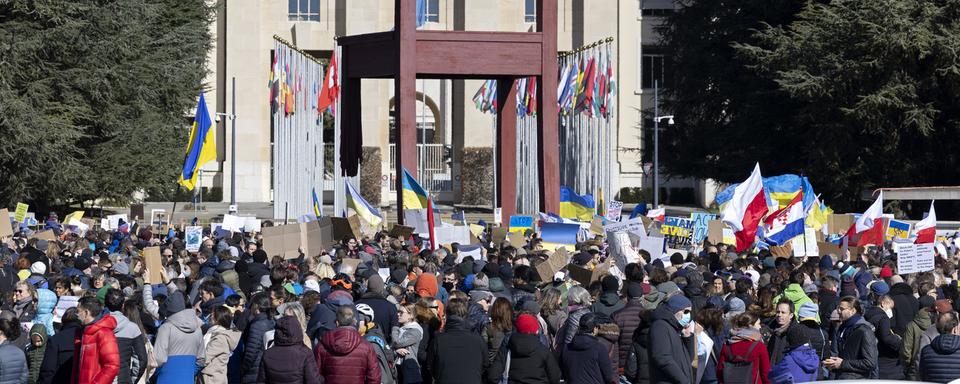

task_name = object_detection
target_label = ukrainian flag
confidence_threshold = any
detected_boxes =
[401,168,429,209]
[312,187,322,217]
[560,186,595,221]
[178,94,216,191]
[346,180,383,227]
[805,197,832,231]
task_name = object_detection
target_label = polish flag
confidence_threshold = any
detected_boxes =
[721,163,769,252]
[914,201,936,244]
[845,192,884,246]
[646,208,665,222]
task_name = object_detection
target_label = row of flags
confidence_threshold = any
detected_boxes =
[268,48,339,117]
[720,164,939,252]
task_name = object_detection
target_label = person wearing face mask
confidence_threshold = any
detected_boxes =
[717,312,771,384]
[648,294,695,383]
[863,291,903,379]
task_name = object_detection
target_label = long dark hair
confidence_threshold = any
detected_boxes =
[123,299,147,337]
[490,298,514,333]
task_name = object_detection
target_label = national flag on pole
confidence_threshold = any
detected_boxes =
[178,94,216,191]
[762,193,806,246]
[401,168,429,210]
[805,195,831,231]
[845,191,884,247]
[318,51,339,114]
[560,186,595,221]
[346,180,383,228]
[426,199,437,251]
[312,187,322,217]
[914,201,936,244]
[720,163,769,252]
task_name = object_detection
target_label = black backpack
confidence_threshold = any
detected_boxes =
[722,341,760,384]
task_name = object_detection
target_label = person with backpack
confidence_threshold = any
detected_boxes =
[487,314,561,384]
[823,296,878,380]
[717,312,770,384]
[357,303,397,384]
[649,295,695,383]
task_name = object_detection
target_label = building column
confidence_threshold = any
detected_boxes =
[496,77,518,219]
[538,0,560,214]
[395,0,417,223]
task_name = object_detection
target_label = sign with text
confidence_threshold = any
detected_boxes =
[897,243,935,274]
[603,217,648,239]
[690,212,718,245]
[185,226,202,252]
[606,201,623,222]
[661,216,694,248]
[509,216,534,233]
[14,203,28,224]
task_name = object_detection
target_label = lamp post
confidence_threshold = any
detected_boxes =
[653,80,674,209]
[215,77,238,212]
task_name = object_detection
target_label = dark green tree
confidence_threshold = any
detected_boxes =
[0,0,213,209]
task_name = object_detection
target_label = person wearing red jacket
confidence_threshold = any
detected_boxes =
[72,297,120,384]
[315,305,381,384]
[717,312,771,384]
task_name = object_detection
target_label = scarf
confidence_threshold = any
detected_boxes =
[773,319,792,336]
[14,297,32,318]
[728,327,763,343]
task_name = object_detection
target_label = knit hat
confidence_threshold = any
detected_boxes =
[521,300,541,316]
[869,280,890,296]
[601,275,619,293]
[30,262,46,275]
[665,295,692,312]
[515,314,539,334]
[161,292,187,317]
[837,262,856,280]
[469,289,493,304]
[819,255,833,270]
[879,265,893,278]
[626,282,645,298]
[725,297,746,313]
[798,302,819,324]
[656,281,681,296]
[112,261,129,275]
[919,295,936,312]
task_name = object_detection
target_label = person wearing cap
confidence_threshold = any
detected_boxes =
[919,311,960,383]
[824,296,877,380]
[560,312,616,384]
[795,302,828,366]
[863,292,903,379]
[487,313,561,384]
[902,295,936,380]
[649,294,694,383]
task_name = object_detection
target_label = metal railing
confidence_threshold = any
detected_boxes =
[388,144,453,192]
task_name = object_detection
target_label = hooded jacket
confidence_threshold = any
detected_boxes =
[768,345,819,384]
[110,311,147,384]
[902,309,933,380]
[832,315,878,380]
[889,282,919,336]
[241,312,275,384]
[920,333,960,383]
[73,313,120,384]
[0,339,27,384]
[26,323,48,384]
[357,292,400,344]
[648,304,693,384]
[589,292,625,319]
[612,298,645,370]
[35,289,56,336]
[561,333,616,384]
[200,325,241,384]
[258,316,320,384]
[777,284,818,323]
[153,309,204,384]
[38,321,80,384]
[487,333,561,384]
[315,326,381,384]
[428,315,487,384]
[864,306,903,379]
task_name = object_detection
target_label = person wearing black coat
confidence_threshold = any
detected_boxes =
[356,275,399,344]
[428,301,487,384]
[589,276,624,319]
[257,315,320,384]
[487,314,561,384]
[919,311,960,383]
[612,284,646,369]
[561,313,616,384]
[623,312,652,384]
[864,297,903,379]
[824,297,878,380]
[890,282,919,336]
[37,309,81,384]
[240,294,276,384]
[648,296,694,384]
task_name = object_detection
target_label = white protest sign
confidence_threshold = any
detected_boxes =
[608,231,641,268]
[185,226,203,252]
[243,217,262,233]
[106,214,128,230]
[897,243,935,275]
[456,244,484,263]
[434,225,472,246]
[603,217,648,239]
[53,296,79,323]
[794,228,820,257]
[494,208,503,225]
[606,201,623,222]
[378,268,391,282]
[221,214,245,232]
[637,235,666,262]
[403,209,430,235]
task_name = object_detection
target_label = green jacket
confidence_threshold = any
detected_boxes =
[902,310,933,380]
[774,283,819,323]
[26,323,47,384]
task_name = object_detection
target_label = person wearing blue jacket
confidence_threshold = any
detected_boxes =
[34,288,57,336]
[560,312,616,384]
[768,324,820,384]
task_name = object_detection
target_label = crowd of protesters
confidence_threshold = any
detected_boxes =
[2,211,960,384]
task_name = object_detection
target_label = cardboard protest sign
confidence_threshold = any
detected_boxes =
[298,221,326,259]
[347,215,363,240]
[567,259,612,286]
[434,225,471,246]
[261,224,302,258]
[590,217,605,235]
[828,214,855,235]
[143,247,163,283]
[13,203,28,224]
[0,209,12,238]
[492,227,508,245]
[897,243,935,274]
[661,216,693,248]
[30,230,56,241]
[886,219,911,241]
[637,235,666,262]
[509,216,534,234]
[690,212,718,245]
[338,258,361,277]
[535,247,571,281]
[769,242,793,258]
[185,226,202,252]
[389,225,415,239]
[129,204,144,220]
[508,231,526,247]
[603,217,647,239]
[606,201,623,222]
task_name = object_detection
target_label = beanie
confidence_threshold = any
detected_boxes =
[626,282,645,298]
[869,280,890,296]
[30,262,46,275]
[879,265,893,278]
[666,295,692,312]
[819,255,833,270]
[515,314,539,335]
[601,275,619,293]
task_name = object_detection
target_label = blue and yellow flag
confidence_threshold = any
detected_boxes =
[401,168,429,210]
[178,94,216,191]
[560,186,595,221]
[346,180,383,227]
[312,187,322,217]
